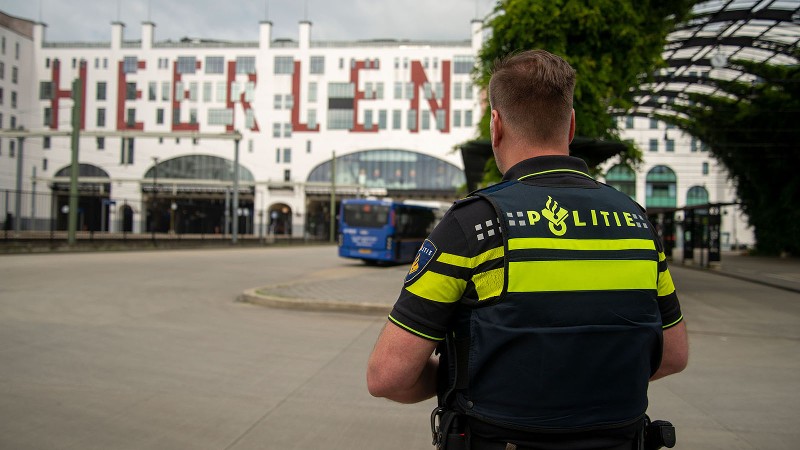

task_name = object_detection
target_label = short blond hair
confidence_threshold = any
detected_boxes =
[489,50,576,145]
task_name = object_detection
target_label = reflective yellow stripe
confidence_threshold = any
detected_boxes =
[405,270,466,303]
[663,315,683,329]
[658,268,676,297]
[658,251,667,262]
[473,268,504,301]
[508,260,657,292]
[437,246,504,268]
[388,315,444,341]
[509,238,656,252]
[518,169,594,180]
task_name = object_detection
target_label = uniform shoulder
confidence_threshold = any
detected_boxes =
[452,195,481,209]
[437,194,502,252]
[452,180,516,210]
[450,194,497,219]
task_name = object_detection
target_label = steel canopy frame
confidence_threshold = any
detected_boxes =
[623,0,799,119]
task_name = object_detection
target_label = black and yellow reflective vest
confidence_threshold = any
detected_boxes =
[439,173,664,432]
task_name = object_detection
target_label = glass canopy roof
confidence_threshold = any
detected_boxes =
[627,0,799,118]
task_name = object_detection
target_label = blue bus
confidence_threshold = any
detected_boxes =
[338,199,444,264]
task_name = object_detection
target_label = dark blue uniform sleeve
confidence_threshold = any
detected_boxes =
[389,198,504,340]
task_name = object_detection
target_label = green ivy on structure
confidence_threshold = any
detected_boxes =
[660,58,800,255]
[473,0,696,184]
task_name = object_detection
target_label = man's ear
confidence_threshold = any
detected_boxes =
[568,109,576,143]
[491,110,502,147]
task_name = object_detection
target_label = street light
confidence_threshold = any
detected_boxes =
[170,201,178,234]
[14,128,25,232]
[151,156,159,242]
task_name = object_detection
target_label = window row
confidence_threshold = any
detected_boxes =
[19,139,278,175]
[46,104,475,132]
[1,37,20,59]
[50,80,258,104]
[37,53,474,82]
[326,109,473,131]
[86,106,257,129]
[38,77,476,106]
[392,81,474,100]
[390,55,474,74]
[0,62,18,83]
[621,116,680,131]
[605,164,711,208]
[0,138,17,158]
[646,137,708,153]
[46,53,472,77]
[0,88,17,108]
[0,112,17,129]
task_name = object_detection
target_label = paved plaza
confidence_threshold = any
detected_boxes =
[1,246,798,449]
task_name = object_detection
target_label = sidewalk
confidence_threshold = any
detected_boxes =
[241,251,800,313]
[241,262,404,313]
[682,251,800,294]
[4,247,794,449]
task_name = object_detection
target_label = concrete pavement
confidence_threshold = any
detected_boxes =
[241,250,800,449]
[1,246,798,449]
[701,252,800,293]
[242,250,800,312]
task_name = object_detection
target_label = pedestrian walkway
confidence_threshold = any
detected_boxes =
[689,251,800,293]
[242,251,800,313]
[241,262,404,313]
[3,247,798,449]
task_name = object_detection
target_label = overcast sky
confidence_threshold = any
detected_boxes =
[0,0,494,43]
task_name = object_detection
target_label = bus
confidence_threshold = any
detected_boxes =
[338,199,445,264]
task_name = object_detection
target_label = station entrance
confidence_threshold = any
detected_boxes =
[648,204,728,267]
[142,155,255,235]
[142,188,254,235]
[51,164,111,232]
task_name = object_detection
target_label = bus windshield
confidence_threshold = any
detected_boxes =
[342,203,391,228]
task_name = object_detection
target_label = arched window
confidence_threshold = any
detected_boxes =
[143,155,254,182]
[307,149,465,191]
[52,163,111,192]
[605,164,636,198]
[645,165,677,208]
[686,185,709,206]
[54,164,110,178]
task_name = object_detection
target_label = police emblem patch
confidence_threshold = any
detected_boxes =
[405,239,437,284]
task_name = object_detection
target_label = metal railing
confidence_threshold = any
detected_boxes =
[0,189,318,247]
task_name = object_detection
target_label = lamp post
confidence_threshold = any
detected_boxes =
[151,156,159,242]
[14,132,24,232]
[67,78,82,245]
[232,138,240,244]
[329,150,336,243]
[31,166,37,232]
[170,201,177,234]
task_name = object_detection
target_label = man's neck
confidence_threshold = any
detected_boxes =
[502,145,569,172]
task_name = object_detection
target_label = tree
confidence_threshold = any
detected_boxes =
[474,0,696,182]
[660,59,800,255]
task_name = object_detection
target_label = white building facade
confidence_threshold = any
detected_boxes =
[0,10,752,250]
[610,116,754,255]
[0,12,35,230]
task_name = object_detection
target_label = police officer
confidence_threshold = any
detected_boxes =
[367,50,688,449]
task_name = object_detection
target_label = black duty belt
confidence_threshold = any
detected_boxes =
[469,437,635,450]
[469,442,528,450]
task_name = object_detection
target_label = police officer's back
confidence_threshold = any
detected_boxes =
[367,50,689,450]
